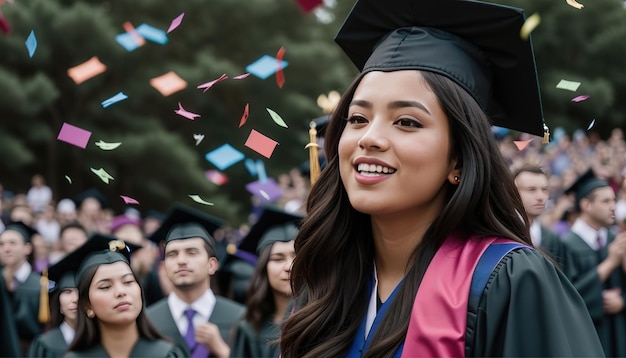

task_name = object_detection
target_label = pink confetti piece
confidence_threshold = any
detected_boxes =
[174,102,201,120]
[120,195,139,205]
[239,103,249,128]
[57,122,92,148]
[197,73,228,93]
[167,13,184,33]
[571,95,590,103]
[233,73,250,80]
[513,139,532,151]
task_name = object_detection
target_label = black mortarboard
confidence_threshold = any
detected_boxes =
[565,169,610,208]
[49,233,141,285]
[334,0,547,137]
[239,206,302,255]
[3,221,38,243]
[73,188,108,209]
[148,204,225,250]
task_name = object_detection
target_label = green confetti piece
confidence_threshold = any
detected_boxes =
[90,167,115,184]
[95,140,122,150]
[266,108,288,128]
[189,194,214,206]
[556,79,581,92]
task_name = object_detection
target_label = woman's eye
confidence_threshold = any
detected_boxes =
[124,280,135,285]
[98,286,111,290]
[394,118,422,128]
[346,115,367,124]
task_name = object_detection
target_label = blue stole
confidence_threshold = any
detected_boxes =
[346,277,405,358]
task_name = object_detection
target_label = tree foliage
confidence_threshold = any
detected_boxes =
[0,0,355,222]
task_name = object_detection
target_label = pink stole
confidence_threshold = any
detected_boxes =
[401,235,513,357]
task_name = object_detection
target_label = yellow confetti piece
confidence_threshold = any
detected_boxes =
[90,167,114,184]
[520,13,541,40]
[94,140,122,150]
[266,108,288,128]
[189,194,214,206]
[65,175,72,184]
[566,0,584,9]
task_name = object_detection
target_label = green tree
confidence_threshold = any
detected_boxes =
[0,0,355,223]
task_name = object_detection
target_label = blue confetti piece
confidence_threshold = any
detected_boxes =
[115,32,141,52]
[101,92,128,108]
[205,144,245,171]
[25,30,37,58]
[256,160,267,183]
[244,158,257,176]
[136,23,168,45]
[245,55,289,80]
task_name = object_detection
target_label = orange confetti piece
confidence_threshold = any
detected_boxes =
[514,140,532,151]
[123,21,145,46]
[150,71,187,96]
[67,57,107,85]
[239,103,249,128]
[276,47,286,88]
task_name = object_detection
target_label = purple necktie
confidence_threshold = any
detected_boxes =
[184,308,210,358]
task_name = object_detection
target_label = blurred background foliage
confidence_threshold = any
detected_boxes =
[1,0,624,223]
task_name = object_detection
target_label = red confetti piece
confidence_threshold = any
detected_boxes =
[239,103,249,128]
[276,47,286,88]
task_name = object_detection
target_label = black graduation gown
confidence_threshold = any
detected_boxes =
[561,231,626,357]
[466,248,604,357]
[0,270,21,357]
[146,295,245,357]
[27,327,68,358]
[231,319,281,358]
[538,225,571,270]
[1,268,43,353]
[64,338,183,357]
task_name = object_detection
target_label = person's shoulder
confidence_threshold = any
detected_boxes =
[493,246,561,282]
[146,297,169,314]
[215,295,245,311]
[136,338,185,358]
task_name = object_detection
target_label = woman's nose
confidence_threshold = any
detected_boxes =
[357,121,390,151]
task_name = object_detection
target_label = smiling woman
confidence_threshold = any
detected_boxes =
[49,234,184,358]
[280,0,604,357]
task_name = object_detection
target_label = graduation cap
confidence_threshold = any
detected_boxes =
[144,209,166,222]
[73,188,107,209]
[49,233,141,286]
[334,0,548,138]
[148,204,225,250]
[565,169,610,209]
[3,221,38,243]
[110,214,141,233]
[238,206,302,256]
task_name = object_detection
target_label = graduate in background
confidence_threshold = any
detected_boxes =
[231,207,301,358]
[0,265,21,357]
[561,169,626,357]
[513,164,571,268]
[28,264,78,357]
[0,221,44,354]
[61,234,182,357]
[146,204,244,358]
[280,0,604,356]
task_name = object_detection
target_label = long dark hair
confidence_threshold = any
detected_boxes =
[280,71,531,358]
[244,245,276,332]
[68,262,166,351]
[46,290,64,330]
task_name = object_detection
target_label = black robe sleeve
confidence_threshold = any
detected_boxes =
[467,248,605,357]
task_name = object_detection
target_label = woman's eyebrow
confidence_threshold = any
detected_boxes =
[388,100,431,114]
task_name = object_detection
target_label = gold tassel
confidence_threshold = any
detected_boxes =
[542,123,550,144]
[305,120,321,186]
[38,269,49,324]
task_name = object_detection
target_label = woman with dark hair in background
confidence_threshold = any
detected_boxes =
[60,234,182,357]
[231,207,300,358]
[27,269,78,357]
[280,0,603,357]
